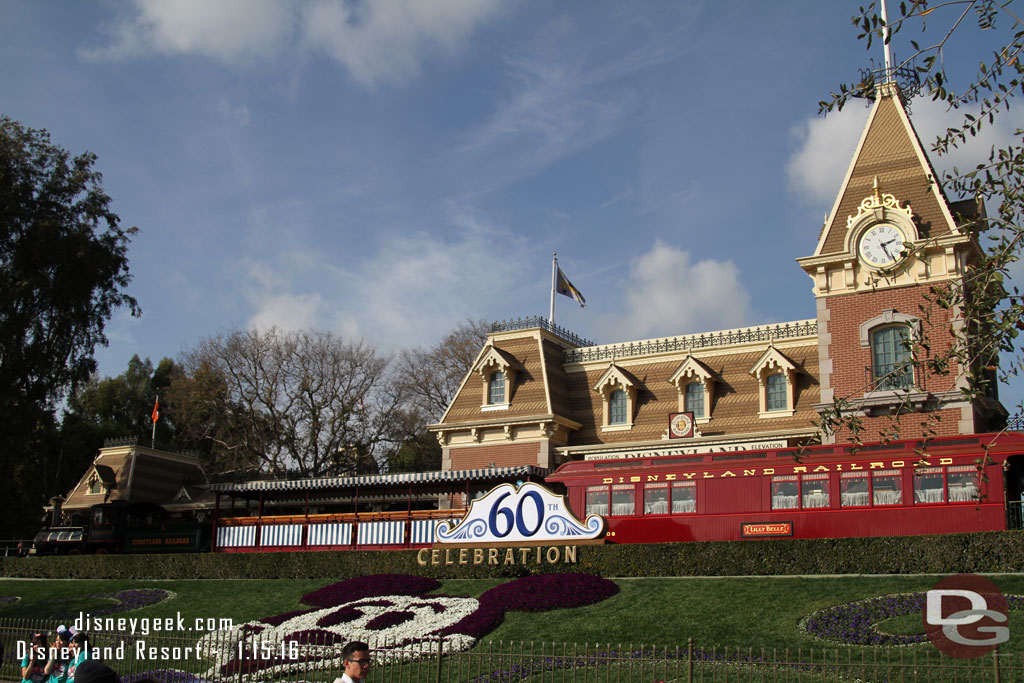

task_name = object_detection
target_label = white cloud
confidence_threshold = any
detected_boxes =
[248,292,327,332]
[300,0,503,86]
[85,0,294,62]
[786,96,1024,208]
[786,106,868,207]
[85,0,502,86]
[596,241,753,341]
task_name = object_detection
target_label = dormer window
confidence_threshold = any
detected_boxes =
[750,345,800,418]
[669,355,715,423]
[87,475,102,495]
[488,370,506,404]
[472,345,522,411]
[594,364,639,431]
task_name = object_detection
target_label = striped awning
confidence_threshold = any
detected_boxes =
[210,465,548,494]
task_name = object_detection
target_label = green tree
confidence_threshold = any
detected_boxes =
[817,0,1023,442]
[0,117,139,536]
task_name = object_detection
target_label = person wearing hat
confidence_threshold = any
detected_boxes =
[61,632,94,683]
[68,660,119,683]
[43,628,71,683]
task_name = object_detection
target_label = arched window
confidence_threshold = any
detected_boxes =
[872,326,912,390]
[684,382,704,418]
[609,389,628,425]
[488,370,506,404]
[765,373,787,411]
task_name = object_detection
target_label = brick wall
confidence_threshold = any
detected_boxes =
[449,442,543,470]
[824,284,970,441]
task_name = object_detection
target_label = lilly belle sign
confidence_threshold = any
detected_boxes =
[435,482,604,545]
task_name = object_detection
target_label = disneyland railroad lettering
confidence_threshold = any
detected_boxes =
[74,612,234,634]
[599,458,957,483]
[417,545,579,566]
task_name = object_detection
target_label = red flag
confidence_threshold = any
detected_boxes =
[151,397,160,423]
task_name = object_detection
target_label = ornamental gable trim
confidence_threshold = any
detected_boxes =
[749,345,799,377]
[593,364,638,393]
[812,91,959,259]
[668,354,714,386]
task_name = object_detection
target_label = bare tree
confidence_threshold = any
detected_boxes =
[169,327,397,477]
[393,318,490,422]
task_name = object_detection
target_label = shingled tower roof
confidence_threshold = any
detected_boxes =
[811,82,962,258]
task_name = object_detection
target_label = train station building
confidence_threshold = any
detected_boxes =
[429,81,1008,475]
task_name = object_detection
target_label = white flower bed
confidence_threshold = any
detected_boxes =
[197,595,480,681]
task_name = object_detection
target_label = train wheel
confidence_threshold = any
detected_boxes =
[95,548,109,555]
[68,549,80,556]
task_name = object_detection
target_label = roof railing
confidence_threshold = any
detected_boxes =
[490,316,594,347]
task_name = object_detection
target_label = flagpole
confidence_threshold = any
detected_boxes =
[151,394,158,448]
[549,253,557,325]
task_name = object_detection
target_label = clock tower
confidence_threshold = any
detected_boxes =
[796,81,1005,443]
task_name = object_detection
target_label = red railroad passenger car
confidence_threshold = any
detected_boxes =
[546,433,1024,543]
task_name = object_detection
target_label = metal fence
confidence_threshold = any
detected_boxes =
[1,618,1021,683]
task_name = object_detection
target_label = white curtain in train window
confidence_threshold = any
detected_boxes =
[872,469,902,505]
[671,481,696,513]
[586,485,609,516]
[644,482,669,515]
[914,466,945,503]
[840,472,869,507]
[771,475,799,509]
[947,465,980,502]
[801,473,829,508]
[611,483,635,516]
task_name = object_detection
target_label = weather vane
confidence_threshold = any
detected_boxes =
[851,0,922,109]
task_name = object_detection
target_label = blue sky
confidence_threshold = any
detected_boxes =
[4,1,1023,413]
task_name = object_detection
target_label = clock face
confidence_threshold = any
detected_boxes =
[858,224,905,268]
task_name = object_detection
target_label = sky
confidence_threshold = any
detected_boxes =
[4,1,1024,413]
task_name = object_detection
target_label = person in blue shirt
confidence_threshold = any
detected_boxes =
[20,632,48,683]
[43,628,71,683]
[62,633,93,683]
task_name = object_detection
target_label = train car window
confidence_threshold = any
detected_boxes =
[585,486,609,516]
[611,484,635,516]
[771,475,799,509]
[872,469,902,505]
[671,481,696,513]
[801,473,830,508]
[914,466,945,504]
[644,483,669,515]
[840,472,870,507]
[947,465,980,502]
[92,508,104,525]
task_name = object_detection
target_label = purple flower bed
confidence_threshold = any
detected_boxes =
[302,575,440,608]
[801,593,1024,646]
[263,607,317,626]
[366,610,415,630]
[438,573,619,640]
[27,589,171,621]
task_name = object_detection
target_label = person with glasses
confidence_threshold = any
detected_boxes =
[334,641,371,683]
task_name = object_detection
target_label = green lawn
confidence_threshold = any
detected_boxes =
[2,574,1023,653]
